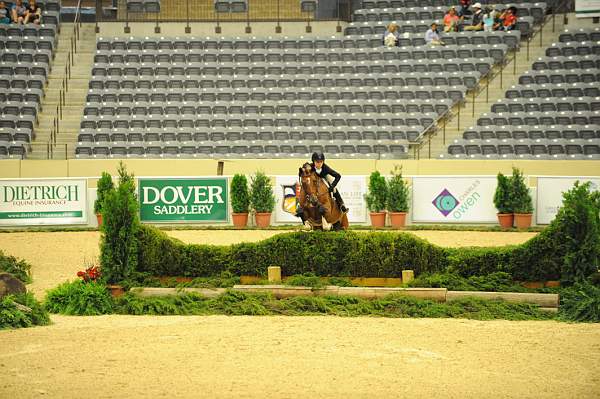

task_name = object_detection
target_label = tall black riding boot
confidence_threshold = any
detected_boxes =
[333,191,348,213]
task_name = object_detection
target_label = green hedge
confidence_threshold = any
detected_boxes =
[137,228,450,278]
[132,182,600,283]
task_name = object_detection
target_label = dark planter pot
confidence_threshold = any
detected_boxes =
[96,213,103,228]
[232,212,249,228]
[389,212,407,229]
[497,213,514,228]
[514,213,533,229]
[255,212,272,228]
[369,212,386,227]
[107,285,125,298]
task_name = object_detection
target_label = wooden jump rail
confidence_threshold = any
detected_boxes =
[129,285,559,312]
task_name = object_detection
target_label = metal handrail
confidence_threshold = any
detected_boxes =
[49,0,83,158]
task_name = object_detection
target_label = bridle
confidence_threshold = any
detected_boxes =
[301,171,320,206]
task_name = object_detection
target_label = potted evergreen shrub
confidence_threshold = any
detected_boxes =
[250,171,275,228]
[387,165,410,228]
[365,171,388,227]
[511,167,534,229]
[493,172,513,228]
[94,172,114,228]
[230,174,250,228]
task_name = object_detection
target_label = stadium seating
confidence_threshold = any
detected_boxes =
[127,0,161,13]
[75,0,555,160]
[358,0,558,9]
[0,1,61,159]
[443,31,600,160]
[79,32,511,159]
[353,3,546,24]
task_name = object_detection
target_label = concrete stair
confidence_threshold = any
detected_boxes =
[414,18,568,159]
[29,23,96,159]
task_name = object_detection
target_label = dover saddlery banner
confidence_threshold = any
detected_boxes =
[274,175,367,223]
[411,176,498,223]
[576,0,600,17]
[0,178,87,226]
[536,177,600,224]
[138,178,228,223]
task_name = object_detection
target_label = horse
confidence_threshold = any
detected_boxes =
[298,163,349,231]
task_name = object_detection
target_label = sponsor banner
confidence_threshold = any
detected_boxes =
[0,178,87,226]
[138,178,228,223]
[536,177,600,224]
[412,176,498,223]
[576,0,600,17]
[274,175,367,223]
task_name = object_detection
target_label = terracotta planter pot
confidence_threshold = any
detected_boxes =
[497,213,514,228]
[514,213,532,229]
[96,213,103,228]
[389,212,407,229]
[232,212,249,228]
[254,212,272,228]
[369,212,386,227]
[107,285,125,298]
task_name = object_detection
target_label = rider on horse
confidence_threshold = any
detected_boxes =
[296,152,348,223]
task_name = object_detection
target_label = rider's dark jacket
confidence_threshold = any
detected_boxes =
[299,163,341,190]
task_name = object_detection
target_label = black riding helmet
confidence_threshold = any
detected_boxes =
[311,152,325,162]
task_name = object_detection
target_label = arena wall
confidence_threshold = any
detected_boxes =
[0,159,598,181]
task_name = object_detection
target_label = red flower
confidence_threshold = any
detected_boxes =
[77,265,102,283]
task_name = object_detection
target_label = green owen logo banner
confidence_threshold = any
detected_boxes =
[0,179,87,226]
[139,178,228,223]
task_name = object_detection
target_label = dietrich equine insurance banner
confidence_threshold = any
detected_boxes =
[0,178,88,226]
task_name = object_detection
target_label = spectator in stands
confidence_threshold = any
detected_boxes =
[11,0,27,24]
[495,6,518,31]
[443,7,460,32]
[456,0,472,17]
[0,2,10,24]
[463,2,484,31]
[425,22,445,46]
[483,5,496,32]
[24,0,42,25]
[382,22,400,47]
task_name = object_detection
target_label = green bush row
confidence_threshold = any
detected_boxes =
[137,228,449,278]
[43,277,600,322]
[44,285,555,321]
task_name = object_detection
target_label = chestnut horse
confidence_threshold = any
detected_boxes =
[298,164,349,231]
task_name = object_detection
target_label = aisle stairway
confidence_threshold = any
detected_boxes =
[29,23,96,159]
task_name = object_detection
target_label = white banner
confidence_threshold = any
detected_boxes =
[576,0,600,17]
[274,175,367,223]
[0,178,88,226]
[411,176,498,223]
[536,177,600,224]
